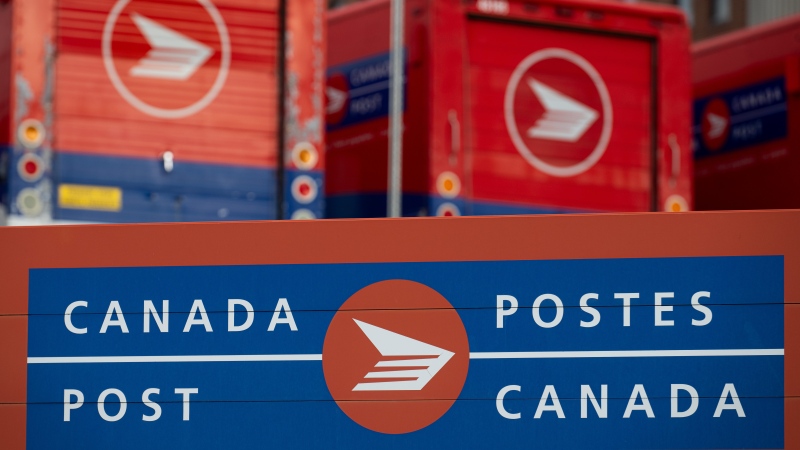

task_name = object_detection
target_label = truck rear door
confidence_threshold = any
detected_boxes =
[465,15,655,213]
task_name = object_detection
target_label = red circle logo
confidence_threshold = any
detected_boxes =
[322,280,469,434]
[701,98,730,151]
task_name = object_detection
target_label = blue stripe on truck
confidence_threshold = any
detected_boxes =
[53,152,277,223]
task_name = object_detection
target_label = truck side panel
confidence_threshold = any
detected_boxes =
[52,0,280,222]
[325,0,692,218]
[692,15,800,210]
[325,0,430,218]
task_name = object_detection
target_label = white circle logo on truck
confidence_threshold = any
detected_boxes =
[504,48,613,177]
[102,0,231,119]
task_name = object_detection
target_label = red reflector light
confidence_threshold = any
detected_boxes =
[291,175,318,204]
[25,160,38,175]
[18,153,45,182]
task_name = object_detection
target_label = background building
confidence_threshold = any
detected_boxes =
[629,0,800,40]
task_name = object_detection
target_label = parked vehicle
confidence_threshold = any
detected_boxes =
[693,14,800,210]
[0,0,325,224]
[325,0,692,217]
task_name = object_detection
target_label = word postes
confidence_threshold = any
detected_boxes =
[496,291,712,328]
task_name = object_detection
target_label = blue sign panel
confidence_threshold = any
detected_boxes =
[326,52,405,131]
[693,77,788,159]
[28,256,783,449]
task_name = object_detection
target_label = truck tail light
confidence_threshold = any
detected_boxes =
[665,194,689,212]
[291,208,317,220]
[18,153,44,182]
[291,175,318,204]
[292,142,319,170]
[436,171,461,199]
[16,188,44,217]
[436,202,460,217]
[18,119,45,149]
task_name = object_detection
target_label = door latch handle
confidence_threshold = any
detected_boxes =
[668,133,679,188]
[448,109,460,165]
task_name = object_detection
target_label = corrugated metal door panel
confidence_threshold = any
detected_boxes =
[466,18,653,213]
[54,0,279,168]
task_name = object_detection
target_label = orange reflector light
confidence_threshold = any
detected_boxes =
[25,126,39,142]
[18,118,45,148]
[436,171,461,199]
[443,179,454,191]
[664,194,689,212]
[291,142,319,170]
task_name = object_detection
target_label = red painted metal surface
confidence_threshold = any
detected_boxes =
[692,14,800,210]
[465,19,652,212]
[326,0,692,216]
[8,0,53,149]
[283,0,326,171]
[325,0,430,202]
[0,1,10,146]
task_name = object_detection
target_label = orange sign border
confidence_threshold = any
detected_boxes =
[1,210,798,448]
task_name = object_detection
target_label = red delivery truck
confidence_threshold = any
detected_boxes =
[692,14,800,210]
[0,0,325,225]
[325,0,693,218]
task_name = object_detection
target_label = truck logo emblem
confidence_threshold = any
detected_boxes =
[102,0,232,119]
[526,78,599,143]
[351,319,455,392]
[700,98,731,151]
[326,85,347,115]
[505,48,613,177]
[322,280,469,434]
[706,112,728,139]
[129,13,213,81]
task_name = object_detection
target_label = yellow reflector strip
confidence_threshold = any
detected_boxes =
[58,184,122,212]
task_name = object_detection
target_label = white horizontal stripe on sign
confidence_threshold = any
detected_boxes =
[28,354,323,364]
[469,349,784,359]
[27,348,783,364]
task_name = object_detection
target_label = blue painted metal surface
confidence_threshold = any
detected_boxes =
[27,256,783,448]
[325,192,426,217]
[0,144,10,212]
[53,152,276,222]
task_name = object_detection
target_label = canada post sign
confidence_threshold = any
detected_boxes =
[28,256,783,449]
